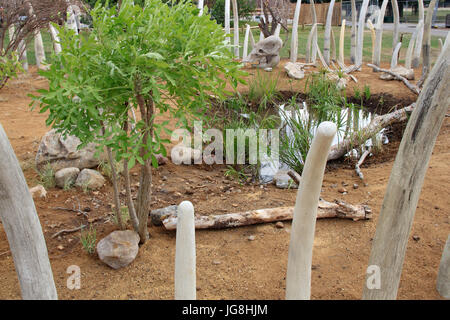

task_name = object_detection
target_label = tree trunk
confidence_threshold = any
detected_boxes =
[0,124,57,300]
[362,38,450,300]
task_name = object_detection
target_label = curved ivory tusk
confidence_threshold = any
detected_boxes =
[372,0,389,67]
[323,0,336,64]
[243,24,251,60]
[285,122,337,300]
[350,0,357,63]
[49,23,62,55]
[224,0,231,45]
[306,23,318,64]
[290,0,302,63]
[174,201,196,300]
[231,0,239,58]
[356,0,370,66]
[406,20,423,69]
[0,124,57,299]
[197,0,204,16]
[392,0,400,49]
[339,19,346,65]
[391,41,402,69]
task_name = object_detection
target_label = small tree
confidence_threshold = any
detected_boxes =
[32,0,245,243]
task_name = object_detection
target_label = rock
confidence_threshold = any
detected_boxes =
[413,235,420,241]
[212,260,221,265]
[274,170,298,189]
[338,187,347,194]
[35,129,106,172]
[75,169,105,190]
[284,62,305,80]
[327,73,348,89]
[248,235,256,241]
[55,167,80,188]
[150,205,178,226]
[29,185,47,199]
[275,221,284,229]
[243,35,283,69]
[154,153,168,166]
[379,66,414,80]
[97,230,140,269]
[353,183,359,189]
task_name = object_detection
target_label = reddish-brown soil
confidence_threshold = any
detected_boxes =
[0,61,448,300]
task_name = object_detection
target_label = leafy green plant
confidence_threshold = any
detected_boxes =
[112,206,131,227]
[364,85,371,101]
[224,165,249,185]
[80,224,97,255]
[32,0,245,243]
[0,51,21,90]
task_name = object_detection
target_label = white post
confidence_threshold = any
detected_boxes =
[372,0,389,67]
[243,24,251,60]
[362,37,450,300]
[197,0,204,16]
[0,124,58,300]
[67,5,79,34]
[392,0,400,49]
[231,0,239,58]
[323,0,335,64]
[350,0,357,64]
[34,31,46,69]
[390,42,402,69]
[225,0,231,45]
[290,0,302,63]
[356,0,370,67]
[339,19,346,65]
[285,122,337,300]
[174,201,196,300]
[48,23,62,55]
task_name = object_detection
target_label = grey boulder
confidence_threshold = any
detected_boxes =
[97,230,140,269]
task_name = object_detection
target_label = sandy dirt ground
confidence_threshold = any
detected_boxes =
[0,61,448,300]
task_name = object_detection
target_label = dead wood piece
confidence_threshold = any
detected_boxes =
[368,63,419,95]
[355,148,371,180]
[51,206,89,218]
[287,170,302,184]
[162,200,371,230]
[51,225,86,239]
[328,104,415,161]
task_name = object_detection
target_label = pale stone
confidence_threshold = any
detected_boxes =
[243,35,283,69]
[380,66,415,80]
[75,169,105,190]
[97,230,140,269]
[29,185,47,199]
[35,130,106,172]
[55,167,80,189]
[284,62,305,80]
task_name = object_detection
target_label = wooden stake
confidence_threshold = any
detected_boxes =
[174,201,196,300]
[362,38,450,300]
[285,122,337,300]
[0,124,58,300]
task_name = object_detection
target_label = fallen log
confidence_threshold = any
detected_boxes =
[161,200,371,230]
[328,103,415,161]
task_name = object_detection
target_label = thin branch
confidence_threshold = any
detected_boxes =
[367,64,420,95]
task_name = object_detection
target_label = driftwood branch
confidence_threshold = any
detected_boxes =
[51,225,86,239]
[368,64,419,95]
[355,147,371,180]
[328,104,415,161]
[162,200,371,231]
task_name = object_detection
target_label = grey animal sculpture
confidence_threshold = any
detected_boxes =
[243,35,283,70]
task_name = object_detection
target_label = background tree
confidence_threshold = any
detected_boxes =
[32,0,245,243]
[0,0,70,89]
[210,0,256,27]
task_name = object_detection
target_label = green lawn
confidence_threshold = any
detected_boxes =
[12,25,444,66]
